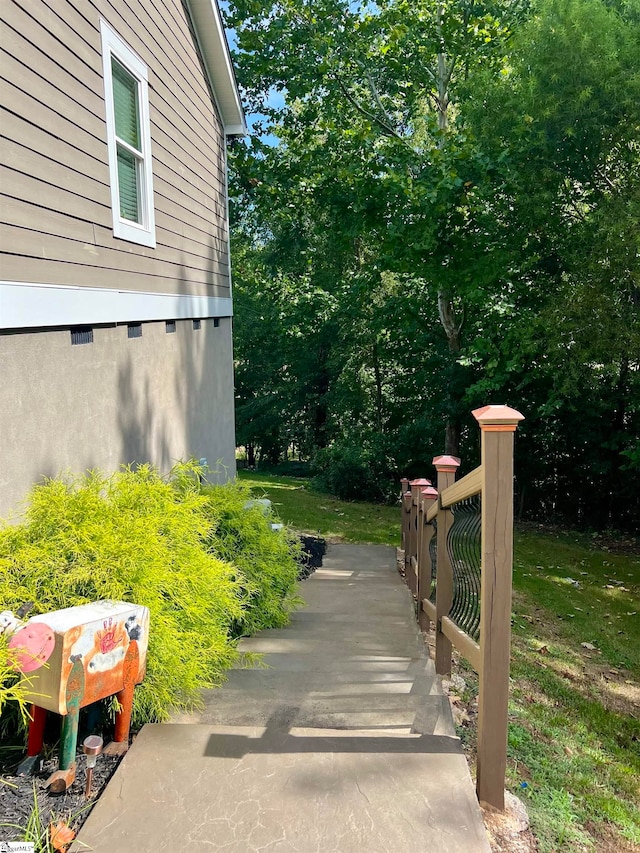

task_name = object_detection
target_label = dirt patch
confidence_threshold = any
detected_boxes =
[482,792,538,852]
[512,591,640,720]
[583,820,640,852]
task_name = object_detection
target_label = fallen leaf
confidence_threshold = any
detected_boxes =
[50,821,75,852]
[537,644,549,654]
[452,706,471,726]
[581,642,597,651]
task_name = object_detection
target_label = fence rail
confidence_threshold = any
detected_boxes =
[397,404,524,811]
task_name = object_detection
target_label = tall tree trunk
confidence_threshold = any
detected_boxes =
[313,346,331,449]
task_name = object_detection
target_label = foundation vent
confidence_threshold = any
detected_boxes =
[128,323,142,339]
[193,319,201,330]
[70,327,93,345]
[166,320,176,333]
[213,318,220,328]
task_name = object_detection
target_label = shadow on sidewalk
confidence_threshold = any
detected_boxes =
[204,709,461,759]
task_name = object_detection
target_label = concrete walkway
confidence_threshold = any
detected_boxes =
[74,544,490,852]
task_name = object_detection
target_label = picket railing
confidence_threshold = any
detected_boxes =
[398,404,524,811]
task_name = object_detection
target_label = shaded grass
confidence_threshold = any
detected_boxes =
[506,531,640,850]
[237,470,399,544]
[456,531,640,851]
[239,472,640,851]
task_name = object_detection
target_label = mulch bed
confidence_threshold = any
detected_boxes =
[297,534,326,580]
[1,534,327,844]
[0,749,123,845]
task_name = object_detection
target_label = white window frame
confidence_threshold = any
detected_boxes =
[100,20,156,248]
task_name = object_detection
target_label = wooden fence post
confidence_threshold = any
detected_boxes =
[433,455,460,675]
[473,405,524,811]
[407,479,430,597]
[418,486,438,632]
[399,478,410,576]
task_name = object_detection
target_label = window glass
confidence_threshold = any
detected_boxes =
[100,20,155,247]
[112,59,140,149]
[116,147,140,222]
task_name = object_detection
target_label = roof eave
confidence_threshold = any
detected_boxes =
[185,0,247,137]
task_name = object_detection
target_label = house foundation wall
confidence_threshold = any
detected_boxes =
[0,317,236,518]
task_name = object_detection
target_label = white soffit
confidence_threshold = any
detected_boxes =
[187,0,247,136]
[0,282,233,329]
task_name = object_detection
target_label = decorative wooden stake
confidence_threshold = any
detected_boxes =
[473,405,524,812]
[16,705,48,776]
[105,640,140,755]
[433,455,460,675]
[47,654,85,792]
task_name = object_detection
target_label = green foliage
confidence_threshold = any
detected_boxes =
[201,480,302,635]
[0,636,32,726]
[0,464,300,733]
[228,0,640,531]
[312,438,397,503]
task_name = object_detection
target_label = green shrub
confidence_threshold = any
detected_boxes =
[201,481,302,635]
[312,439,397,503]
[0,463,301,734]
[0,635,32,725]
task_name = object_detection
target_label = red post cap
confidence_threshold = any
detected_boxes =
[410,478,432,488]
[421,486,438,500]
[432,455,461,473]
[472,404,525,432]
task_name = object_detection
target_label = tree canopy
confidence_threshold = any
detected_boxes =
[226,0,640,529]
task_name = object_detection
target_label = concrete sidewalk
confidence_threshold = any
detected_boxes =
[74,544,490,852]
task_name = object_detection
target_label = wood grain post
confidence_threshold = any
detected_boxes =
[473,404,524,811]
[399,478,410,575]
[433,455,460,675]
[408,479,430,597]
[418,486,438,632]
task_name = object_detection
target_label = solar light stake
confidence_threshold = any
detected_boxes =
[82,734,103,798]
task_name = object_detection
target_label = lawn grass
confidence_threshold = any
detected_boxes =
[506,530,640,851]
[241,470,640,852]
[237,470,399,544]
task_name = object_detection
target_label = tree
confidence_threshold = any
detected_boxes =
[227,0,640,528]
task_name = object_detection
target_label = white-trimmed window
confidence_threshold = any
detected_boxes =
[100,20,156,247]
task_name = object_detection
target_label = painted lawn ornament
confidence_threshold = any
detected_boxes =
[11,601,149,791]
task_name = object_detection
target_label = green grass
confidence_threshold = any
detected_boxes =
[240,471,640,852]
[237,470,399,544]
[505,530,640,851]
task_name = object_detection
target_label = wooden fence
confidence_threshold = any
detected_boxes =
[398,404,524,811]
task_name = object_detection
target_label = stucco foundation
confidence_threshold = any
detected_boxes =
[0,317,236,518]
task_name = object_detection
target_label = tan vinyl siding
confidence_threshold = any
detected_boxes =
[0,0,230,299]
